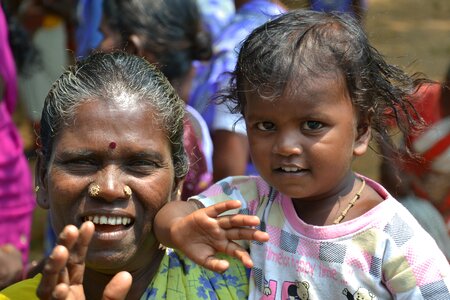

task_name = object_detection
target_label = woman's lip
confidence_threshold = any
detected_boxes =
[92,224,133,241]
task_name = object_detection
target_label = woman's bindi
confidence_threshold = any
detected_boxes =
[109,142,117,150]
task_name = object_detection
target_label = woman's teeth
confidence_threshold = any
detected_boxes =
[281,167,300,172]
[84,215,132,225]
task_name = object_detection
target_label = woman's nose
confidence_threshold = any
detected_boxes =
[272,129,302,157]
[88,165,130,201]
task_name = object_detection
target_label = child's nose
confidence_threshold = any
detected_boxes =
[272,130,302,157]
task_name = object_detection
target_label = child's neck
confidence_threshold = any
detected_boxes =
[291,172,359,226]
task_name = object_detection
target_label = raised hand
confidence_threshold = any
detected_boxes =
[169,200,269,273]
[36,221,132,300]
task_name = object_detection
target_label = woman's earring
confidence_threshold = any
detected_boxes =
[123,185,132,198]
[35,186,40,193]
[88,183,101,197]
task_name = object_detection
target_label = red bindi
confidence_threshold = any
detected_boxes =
[109,142,117,149]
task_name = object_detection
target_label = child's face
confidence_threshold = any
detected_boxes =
[244,75,369,201]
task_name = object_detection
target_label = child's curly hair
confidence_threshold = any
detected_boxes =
[221,9,431,159]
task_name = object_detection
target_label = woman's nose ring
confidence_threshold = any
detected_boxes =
[88,183,101,197]
[124,185,132,198]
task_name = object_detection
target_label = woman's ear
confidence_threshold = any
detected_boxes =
[35,151,50,209]
[171,177,185,201]
[127,34,143,56]
[353,122,371,157]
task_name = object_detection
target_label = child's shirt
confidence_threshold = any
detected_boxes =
[190,175,450,299]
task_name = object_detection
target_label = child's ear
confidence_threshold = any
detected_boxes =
[353,122,371,157]
[35,151,50,209]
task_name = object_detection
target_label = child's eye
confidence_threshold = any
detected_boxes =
[256,121,275,131]
[303,121,323,130]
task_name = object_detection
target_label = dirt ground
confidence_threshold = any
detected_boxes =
[18,0,450,261]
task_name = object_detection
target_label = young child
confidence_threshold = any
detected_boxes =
[154,10,450,299]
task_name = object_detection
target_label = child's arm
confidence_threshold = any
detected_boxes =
[154,199,269,273]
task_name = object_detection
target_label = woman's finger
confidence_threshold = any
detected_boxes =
[36,245,69,300]
[51,283,70,300]
[67,221,94,285]
[56,225,80,250]
[102,271,132,300]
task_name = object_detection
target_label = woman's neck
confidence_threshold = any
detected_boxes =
[83,249,164,299]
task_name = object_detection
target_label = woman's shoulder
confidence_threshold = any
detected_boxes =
[0,274,41,300]
[146,248,248,299]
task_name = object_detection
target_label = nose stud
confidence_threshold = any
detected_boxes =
[124,185,132,198]
[88,183,101,197]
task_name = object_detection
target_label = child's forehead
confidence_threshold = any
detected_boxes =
[255,69,348,97]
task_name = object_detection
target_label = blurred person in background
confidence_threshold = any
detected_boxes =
[308,0,367,23]
[10,0,75,157]
[100,0,214,200]
[380,64,450,258]
[0,4,35,289]
[189,0,288,181]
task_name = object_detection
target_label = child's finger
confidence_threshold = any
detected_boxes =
[202,256,231,273]
[203,200,242,218]
[225,228,270,243]
[36,245,69,299]
[233,248,255,269]
[223,242,255,269]
[217,214,261,228]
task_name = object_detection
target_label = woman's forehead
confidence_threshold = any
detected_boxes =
[54,99,167,148]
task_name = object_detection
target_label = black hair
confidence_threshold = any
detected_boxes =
[40,51,188,179]
[224,9,430,158]
[103,0,212,81]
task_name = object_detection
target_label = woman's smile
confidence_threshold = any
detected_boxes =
[82,213,134,240]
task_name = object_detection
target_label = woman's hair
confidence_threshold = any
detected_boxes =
[224,9,429,157]
[40,51,189,179]
[103,0,212,81]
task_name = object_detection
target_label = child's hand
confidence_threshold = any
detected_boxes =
[169,200,269,273]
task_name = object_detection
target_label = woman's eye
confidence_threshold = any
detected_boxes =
[256,122,275,131]
[303,121,323,130]
[62,159,99,173]
[126,160,159,174]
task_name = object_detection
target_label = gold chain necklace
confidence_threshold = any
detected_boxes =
[333,178,366,224]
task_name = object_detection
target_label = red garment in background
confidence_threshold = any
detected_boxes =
[182,117,212,200]
[403,83,450,233]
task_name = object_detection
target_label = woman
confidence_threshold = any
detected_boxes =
[0,51,254,299]
[43,0,215,257]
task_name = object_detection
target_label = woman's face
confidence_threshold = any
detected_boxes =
[37,99,179,273]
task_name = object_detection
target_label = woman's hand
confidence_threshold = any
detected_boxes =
[0,244,23,289]
[168,200,270,273]
[36,221,132,300]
